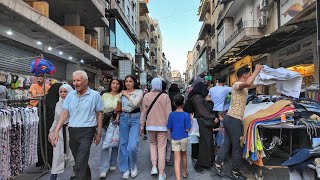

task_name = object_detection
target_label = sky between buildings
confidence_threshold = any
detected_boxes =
[148,0,202,74]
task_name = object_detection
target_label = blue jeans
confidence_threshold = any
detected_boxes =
[119,112,140,172]
[99,128,118,173]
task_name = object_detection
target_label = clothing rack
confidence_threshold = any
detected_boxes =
[0,97,49,179]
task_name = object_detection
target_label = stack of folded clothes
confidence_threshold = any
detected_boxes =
[241,100,295,166]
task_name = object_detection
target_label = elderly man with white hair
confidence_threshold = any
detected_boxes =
[51,70,103,180]
[140,78,172,180]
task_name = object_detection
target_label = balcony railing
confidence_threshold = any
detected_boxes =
[223,20,257,49]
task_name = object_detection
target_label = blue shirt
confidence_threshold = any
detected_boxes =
[167,111,192,140]
[63,88,103,127]
[208,85,232,111]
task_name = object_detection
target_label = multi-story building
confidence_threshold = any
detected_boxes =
[162,54,172,83]
[149,19,164,78]
[192,0,318,96]
[0,0,113,89]
[137,0,157,86]
[107,0,139,80]
[196,0,212,77]
[185,51,194,85]
[171,69,184,89]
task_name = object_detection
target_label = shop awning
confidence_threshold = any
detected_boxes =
[238,19,316,56]
[238,2,316,56]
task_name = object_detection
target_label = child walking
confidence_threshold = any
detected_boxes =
[167,95,192,180]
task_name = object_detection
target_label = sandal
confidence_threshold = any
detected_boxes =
[182,170,188,178]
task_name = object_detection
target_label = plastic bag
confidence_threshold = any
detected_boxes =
[102,123,119,149]
[189,118,200,137]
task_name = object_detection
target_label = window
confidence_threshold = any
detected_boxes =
[127,6,130,19]
[132,16,134,25]
[236,18,243,31]
[217,26,225,52]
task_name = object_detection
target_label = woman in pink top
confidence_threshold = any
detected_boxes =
[140,78,172,180]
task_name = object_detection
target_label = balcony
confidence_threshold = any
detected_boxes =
[217,0,238,26]
[45,0,108,33]
[198,0,210,21]
[139,0,149,15]
[0,0,114,69]
[140,20,150,38]
[198,20,211,40]
[217,20,263,63]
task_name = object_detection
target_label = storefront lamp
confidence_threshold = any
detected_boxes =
[6,29,13,36]
[36,41,42,45]
[48,46,52,51]
[69,56,72,60]
[80,59,84,63]
[59,51,63,55]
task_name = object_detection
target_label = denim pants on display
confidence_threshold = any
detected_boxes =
[69,127,95,180]
[119,112,140,172]
[99,128,119,173]
[216,115,243,170]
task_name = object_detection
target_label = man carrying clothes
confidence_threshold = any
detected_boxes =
[213,65,263,180]
[51,70,103,180]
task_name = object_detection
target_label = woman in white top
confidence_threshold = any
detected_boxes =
[48,84,74,180]
[99,79,122,178]
[118,75,143,179]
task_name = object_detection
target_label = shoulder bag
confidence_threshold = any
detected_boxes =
[146,92,163,119]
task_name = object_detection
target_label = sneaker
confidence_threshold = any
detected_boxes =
[99,172,107,178]
[110,166,116,171]
[131,165,138,178]
[122,171,130,179]
[212,164,228,178]
[151,167,158,175]
[228,170,247,180]
[158,173,166,180]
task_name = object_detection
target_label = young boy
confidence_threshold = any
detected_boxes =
[167,94,192,180]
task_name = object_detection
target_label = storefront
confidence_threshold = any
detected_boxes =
[271,35,318,88]
[228,56,252,86]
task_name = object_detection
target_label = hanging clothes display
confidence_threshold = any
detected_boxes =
[0,106,39,180]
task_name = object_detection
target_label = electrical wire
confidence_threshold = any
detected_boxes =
[157,8,198,21]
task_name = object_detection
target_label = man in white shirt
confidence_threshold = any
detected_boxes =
[208,75,231,114]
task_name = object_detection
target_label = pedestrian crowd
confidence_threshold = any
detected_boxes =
[32,64,264,180]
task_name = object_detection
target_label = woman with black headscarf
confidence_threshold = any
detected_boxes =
[45,83,62,165]
[188,82,219,172]
[168,83,180,111]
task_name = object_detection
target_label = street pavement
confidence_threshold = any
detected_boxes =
[15,136,290,180]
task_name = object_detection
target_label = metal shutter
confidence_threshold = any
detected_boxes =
[0,43,66,80]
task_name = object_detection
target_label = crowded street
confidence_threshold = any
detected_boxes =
[0,0,320,180]
[15,136,289,180]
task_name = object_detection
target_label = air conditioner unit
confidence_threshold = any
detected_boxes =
[258,16,267,28]
[260,0,271,11]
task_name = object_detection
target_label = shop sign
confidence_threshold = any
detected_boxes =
[277,38,313,59]
[119,60,132,80]
[140,72,147,86]
[205,75,212,81]
[234,56,252,70]
[280,0,315,26]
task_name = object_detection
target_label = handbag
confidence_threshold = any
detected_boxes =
[146,92,163,119]
[102,123,119,149]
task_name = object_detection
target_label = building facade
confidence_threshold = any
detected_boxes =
[190,0,318,97]
[0,0,113,89]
